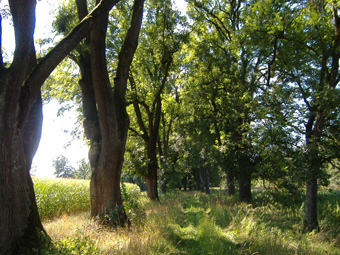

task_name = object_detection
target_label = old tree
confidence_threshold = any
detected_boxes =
[0,0,143,253]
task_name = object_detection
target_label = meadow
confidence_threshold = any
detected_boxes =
[34,177,340,254]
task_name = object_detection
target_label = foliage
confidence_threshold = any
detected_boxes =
[73,158,91,180]
[52,155,75,178]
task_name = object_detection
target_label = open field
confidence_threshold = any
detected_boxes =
[34,178,340,254]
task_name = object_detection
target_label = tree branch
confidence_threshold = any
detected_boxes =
[24,0,120,106]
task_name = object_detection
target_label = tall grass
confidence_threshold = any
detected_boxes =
[41,186,340,254]
[34,177,340,254]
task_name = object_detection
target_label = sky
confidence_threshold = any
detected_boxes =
[1,0,187,177]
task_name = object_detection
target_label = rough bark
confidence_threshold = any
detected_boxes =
[0,0,121,252]
[145,135,160,200]
[304,176,318,231]
[90,0,145,220]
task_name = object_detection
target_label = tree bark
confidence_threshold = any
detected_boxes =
[304,176,318,231]
[238,155,252,202]
[145,136,160,200]
[90,0,145,220]
[0,0,121,251]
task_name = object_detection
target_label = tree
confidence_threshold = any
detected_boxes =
[88,0,145,222]
[185,0,265,201]
[73,158,91,179]
[127,0,188,200]
[0,0,121,252]
[243,0,340,230]
[50,0,145,223]
[53,155,75,178]
[281,1,340,231]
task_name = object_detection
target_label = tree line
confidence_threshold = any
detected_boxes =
[0,0,339,253]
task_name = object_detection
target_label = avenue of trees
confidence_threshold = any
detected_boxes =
[0,0,339,253]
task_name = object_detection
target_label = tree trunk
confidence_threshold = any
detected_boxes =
[0,0,122,251]
[0,96,48,253]
[90,0,144,221]
[304,176,318,231]
[145,167,159,200]
[145,142,159,200]
[194,170,200,191]
[303,114,323,231]
[182,176,187,191]
[200,167,205,193]
[238,155,252,202]
[204,166,210,195]
[226,169,235,196]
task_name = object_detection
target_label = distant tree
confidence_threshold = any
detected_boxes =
[127,0,188,200]
[53,155,75,178]
[73,158,91,180]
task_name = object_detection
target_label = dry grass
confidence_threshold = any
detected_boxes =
[42,189,340,255]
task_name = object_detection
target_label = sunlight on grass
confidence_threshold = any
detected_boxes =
[40,182,340,254]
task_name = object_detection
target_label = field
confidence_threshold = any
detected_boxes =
[34,178,340,254]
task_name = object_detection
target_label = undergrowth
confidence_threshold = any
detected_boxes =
[42,186,340,254]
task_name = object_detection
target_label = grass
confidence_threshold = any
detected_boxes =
[36,179,340,254]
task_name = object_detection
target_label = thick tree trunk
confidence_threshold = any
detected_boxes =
[0,0,122,251]
[238,155,252,202]
[0,79,47,254]
[199,165,210,194]
[145,166,159,200]
[90,0,144,221]
[303,115,323,231]
[145,143,159,200]
[200,167,205,193]
[304,176,318,231]
[238,172,252,202]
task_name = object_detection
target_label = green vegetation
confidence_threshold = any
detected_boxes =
[37,177,340,254]
[33,177,139,221]
[33,177,90,220]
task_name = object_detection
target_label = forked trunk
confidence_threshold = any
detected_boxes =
[89,0,144,221]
